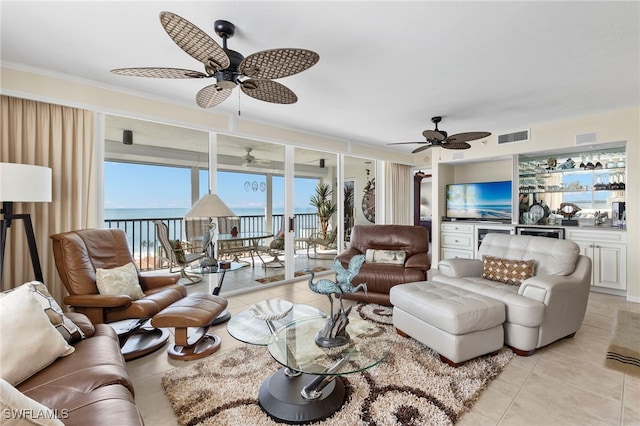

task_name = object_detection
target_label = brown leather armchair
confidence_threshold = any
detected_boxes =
[336,225,431,305]
[50,228,187,325]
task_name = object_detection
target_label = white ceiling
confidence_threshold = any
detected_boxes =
[2,1,639,154]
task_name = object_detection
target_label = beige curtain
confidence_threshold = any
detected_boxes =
[384,162,412,225]
[0,96,96,305]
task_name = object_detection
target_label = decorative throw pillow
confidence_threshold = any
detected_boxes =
[170,239,187,264]
[95,262,144,300]
[365,249,406,265]
[269,232,285,250]
[0,378,65,425]
[1,281,84,343]
[482,255,536,286]
[0,284,74,386]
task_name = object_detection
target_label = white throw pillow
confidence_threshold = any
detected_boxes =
[95,262,144,300]
[0,378,65,425]
[365,249,406,265]
[0,284,74,386]
[1,281,84,343]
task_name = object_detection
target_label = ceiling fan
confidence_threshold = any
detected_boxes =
[241,148,270,167]
[389,116,491,153]
[110,11,319,108]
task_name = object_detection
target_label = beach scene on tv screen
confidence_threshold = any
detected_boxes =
[446,181,512,219]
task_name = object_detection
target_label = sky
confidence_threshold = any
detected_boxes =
[104,162,319,213]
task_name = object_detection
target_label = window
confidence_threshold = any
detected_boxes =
[104,161,190,219]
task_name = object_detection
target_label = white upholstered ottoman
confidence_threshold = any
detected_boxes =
[390,281,506,366]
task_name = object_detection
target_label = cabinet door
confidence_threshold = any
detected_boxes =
[593,243,626,290]
[573,240,592,259]
[572,240,594,285]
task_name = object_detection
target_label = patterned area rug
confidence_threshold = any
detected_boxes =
[255,266,330,284]
[162,304,515,425]
[605,310,640,377]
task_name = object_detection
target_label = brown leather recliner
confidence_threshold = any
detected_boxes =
[50,228,187,325]
[336,225,431,305]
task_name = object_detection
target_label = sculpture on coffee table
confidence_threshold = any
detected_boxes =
[304,255,367,348]
[199,220,218,272]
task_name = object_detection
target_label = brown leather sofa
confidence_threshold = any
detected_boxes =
[336,224,431,305]
[15,312,144,425]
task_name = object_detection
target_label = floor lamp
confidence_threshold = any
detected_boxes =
[0,163,52,287]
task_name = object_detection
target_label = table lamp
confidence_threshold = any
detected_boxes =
[185,192,235,262]
[0,163,52,286]
[185,192,235,313]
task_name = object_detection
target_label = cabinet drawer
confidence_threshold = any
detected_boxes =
[441,223,474,233]
[441,248,474,260]
[442,232,474,249]
[566,229,627,243]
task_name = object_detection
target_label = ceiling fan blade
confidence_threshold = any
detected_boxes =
[446,131,491,144]
[196,84,232,108]
[239,48,319,79]
[422,129,446,141]
[159,11,230,71]
[387,141,427,146]
[240,79,298,104]
[442,141,472,150]
[110,67,208,79]
[412,145,433,153]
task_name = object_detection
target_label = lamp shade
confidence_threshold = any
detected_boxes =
[185,193,235,218]
[0,163,52,202]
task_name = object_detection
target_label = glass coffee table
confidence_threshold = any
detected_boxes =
[227,301,325,346]
[232,304,394,423]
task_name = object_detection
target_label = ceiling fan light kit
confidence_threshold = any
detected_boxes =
[111,12,319,108]
[389,116,491,153]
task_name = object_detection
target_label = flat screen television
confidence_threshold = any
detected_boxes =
[446,180,512,220]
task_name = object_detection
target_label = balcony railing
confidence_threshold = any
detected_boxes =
[105,213,319,271]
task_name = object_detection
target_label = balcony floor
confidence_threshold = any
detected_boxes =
[174,247,338,297]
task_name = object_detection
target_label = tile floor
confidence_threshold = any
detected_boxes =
[127,271,640,426]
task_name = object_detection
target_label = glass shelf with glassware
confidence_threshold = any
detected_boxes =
[517,147,626,226]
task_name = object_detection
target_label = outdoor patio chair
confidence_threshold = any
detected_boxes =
[306,229,338,258]
[154,220,205,284]
[256,229,285,268]
[217,217,252,262]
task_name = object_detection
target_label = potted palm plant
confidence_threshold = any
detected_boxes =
[309,182,338,239]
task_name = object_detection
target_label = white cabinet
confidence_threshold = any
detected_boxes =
[441,223,474,259]
[441,223,517,260]
[566,229,626,291]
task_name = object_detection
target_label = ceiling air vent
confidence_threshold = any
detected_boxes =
[497,129,529,145]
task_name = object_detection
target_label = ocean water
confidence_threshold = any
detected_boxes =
[447,204,512,220]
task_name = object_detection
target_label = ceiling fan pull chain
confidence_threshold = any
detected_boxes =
[238,88,241,117]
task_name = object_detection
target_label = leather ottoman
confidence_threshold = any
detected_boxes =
[390,281,505,366]
[151,293,228,360]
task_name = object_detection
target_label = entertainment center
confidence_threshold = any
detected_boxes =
[439,144,627,295]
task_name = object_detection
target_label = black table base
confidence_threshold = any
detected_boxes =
[258,368,346,424]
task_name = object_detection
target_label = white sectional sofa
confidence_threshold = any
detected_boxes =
[391,233,592,361]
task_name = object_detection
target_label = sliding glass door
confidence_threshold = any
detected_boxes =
[103,114,376,292]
